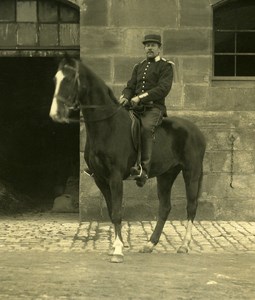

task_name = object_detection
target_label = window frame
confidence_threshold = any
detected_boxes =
[212,0,255,81]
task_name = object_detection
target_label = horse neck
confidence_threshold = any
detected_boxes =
[81,65,117,107]
[80,64,127,128]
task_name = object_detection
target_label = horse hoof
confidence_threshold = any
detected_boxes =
[110,255,124,263]
[177,246,189,254]
[139,245,154,253]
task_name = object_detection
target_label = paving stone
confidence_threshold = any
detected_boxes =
[0,215,254,254]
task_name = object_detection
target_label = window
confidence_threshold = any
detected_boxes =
[213,0,255,78]
[0,0,79,49]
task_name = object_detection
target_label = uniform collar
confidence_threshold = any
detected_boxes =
[147,55,161,63]
[155,55,161,62]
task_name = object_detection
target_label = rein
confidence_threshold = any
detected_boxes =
[81,105,122,123]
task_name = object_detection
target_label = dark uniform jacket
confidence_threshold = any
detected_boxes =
[121,55,174,116]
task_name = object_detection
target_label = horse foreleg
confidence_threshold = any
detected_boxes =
[109,175,124,263]
[111,224,124,263]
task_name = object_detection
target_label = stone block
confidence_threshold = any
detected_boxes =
[203,151,211,173]
[233,151,255,174]
[233,89,255,111]
[80,0,108,26]
[163,29,210,55]
[166,83,183,110]
[112,84,125,99]
[180,0,211,27]
[216,197,255,221]
[202,173,230,199]
[210,151,230,173]
[233,129,255,151]
[113,57,143,84]
[80,56,111,82]
[183,85,208,110]
[208,87,255,111]
[110,0,177,27]
[122,29,153,56]
[80,28,124,56]
[207,87,235,111]
[203,129,232,151]
[182,57,211,84]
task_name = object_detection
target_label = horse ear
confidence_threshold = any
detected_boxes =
[64,52,72,63]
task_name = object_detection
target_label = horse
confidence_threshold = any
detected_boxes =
[49,56,206,263]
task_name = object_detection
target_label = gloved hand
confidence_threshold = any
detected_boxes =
[131,96,140,107]
[118,96,129,106]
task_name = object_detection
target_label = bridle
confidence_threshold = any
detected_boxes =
[55,61,81,111]
[55,60,122,123]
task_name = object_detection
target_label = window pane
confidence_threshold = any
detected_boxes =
[215,32,235,53]
[236,1,255,30]
[237,56,255,76]
[17,24,37,46]
[237,32,255,53]
[39,24,58,46]
[214,3,237,30]
[60,24,79,46]
[0,24,17,46]
[214,55,235,76]
[17,1,37,22]
[38,0,58,23]
[0,0,15,21]
[60,5,79,23]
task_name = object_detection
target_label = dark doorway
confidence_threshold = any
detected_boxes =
[0,57,79,211]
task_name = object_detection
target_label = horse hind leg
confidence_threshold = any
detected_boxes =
[140,165,182,253]
[178,166,203,254]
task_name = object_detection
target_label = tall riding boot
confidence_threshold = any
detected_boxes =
[135,136,153,187]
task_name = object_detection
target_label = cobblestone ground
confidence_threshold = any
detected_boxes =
[0,213,254,253]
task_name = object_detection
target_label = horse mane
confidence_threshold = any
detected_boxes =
[79,59,120,106]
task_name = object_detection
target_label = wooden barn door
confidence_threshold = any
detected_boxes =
[0,0,80,213]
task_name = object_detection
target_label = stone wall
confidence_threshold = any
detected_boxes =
[77,0,255,221]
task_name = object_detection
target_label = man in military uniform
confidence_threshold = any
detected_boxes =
[119,34,174,187]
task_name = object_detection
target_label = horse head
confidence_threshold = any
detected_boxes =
[50,56,81,123]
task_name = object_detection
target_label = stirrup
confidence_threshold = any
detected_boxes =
[130,164,143,178]
[84,168,94,177]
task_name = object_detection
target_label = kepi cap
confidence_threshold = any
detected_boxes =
[142,34,162,46]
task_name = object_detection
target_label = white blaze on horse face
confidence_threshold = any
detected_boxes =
[49,70,65,119]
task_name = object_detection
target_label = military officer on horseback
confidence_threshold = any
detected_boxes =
[120,34,174,186]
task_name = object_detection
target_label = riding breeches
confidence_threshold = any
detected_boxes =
[140,107,163,138]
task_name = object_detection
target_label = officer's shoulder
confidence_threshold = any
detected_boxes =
[133,59,146,68]
[139,59,146,64]
[161,57,175,65]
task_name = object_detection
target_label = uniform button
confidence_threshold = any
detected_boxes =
[144,72,146,75]
[148,62,151,64]
[143,76,145,79]
[145,68,147,71]
[143,81,145,83]
[142,90,144,92]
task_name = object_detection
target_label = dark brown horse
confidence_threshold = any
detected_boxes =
[50,57,206,263]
